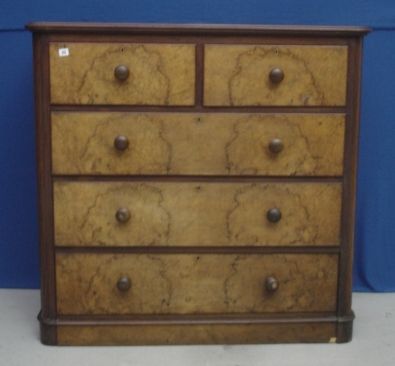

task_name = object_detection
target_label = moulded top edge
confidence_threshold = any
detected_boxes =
[25,22,371,37]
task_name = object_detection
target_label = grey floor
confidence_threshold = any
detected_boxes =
[0,290,394,366]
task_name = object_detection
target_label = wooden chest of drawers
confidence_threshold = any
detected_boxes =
[27,22,369,345]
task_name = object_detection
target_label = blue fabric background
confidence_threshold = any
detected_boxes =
[0,0,394,291]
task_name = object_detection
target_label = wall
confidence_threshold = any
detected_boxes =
[0,0,394,290]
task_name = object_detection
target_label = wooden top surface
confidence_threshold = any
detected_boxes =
[25,22,370,36]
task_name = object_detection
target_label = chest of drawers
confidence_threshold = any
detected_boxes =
[27,22,369,345]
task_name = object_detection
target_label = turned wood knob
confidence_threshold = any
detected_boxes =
[114,135,129,151]
[268,138,284,154]
[117,276,131,292]
[267,208,282,223]
[114,64,129,81]
[265,276,279,292]
[269,67,284,84]
[115,208,131,223]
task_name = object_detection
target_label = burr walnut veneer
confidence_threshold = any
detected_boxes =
[27,22,369,345]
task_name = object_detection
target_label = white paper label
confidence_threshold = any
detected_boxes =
[58,48,69,57]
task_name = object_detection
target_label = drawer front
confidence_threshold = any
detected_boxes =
[52,112,345,176]
[54,182,341,247]
[56,253,338,315]
[204,45,348,106]
[49,43,195,105]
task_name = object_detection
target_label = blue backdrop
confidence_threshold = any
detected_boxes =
[0,0,394,291]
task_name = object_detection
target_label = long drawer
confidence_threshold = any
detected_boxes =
[54,181,342,247]
[51,112,345,176]
[56,253,338,315]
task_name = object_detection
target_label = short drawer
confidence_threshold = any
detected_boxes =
[204,44,348,106]
[51,112,345,176]
[49,43,195,105]
[56,253,338,315]
[54,181,341,247]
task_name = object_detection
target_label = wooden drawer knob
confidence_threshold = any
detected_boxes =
[268,138,284,154]
[117,276,131,292]
[265,276,279,292]
[269,68,284,84]
[115,208,131,223]
[267,208,282,223]
[114,135,129,151]
[114,64,129,81]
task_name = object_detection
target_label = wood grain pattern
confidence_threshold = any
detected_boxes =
[28,23,368,345]
[49,43,195,105]
[56,253,338,315]
[204,44,348,106]
[51,112,345,176]
[57,322,336,345]
[54,181,342,247]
